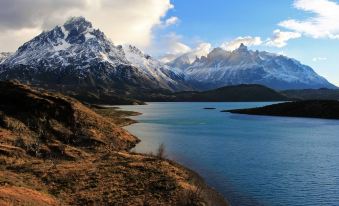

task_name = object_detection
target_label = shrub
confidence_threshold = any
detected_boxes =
[27,139,42,157]
[156,143,166,159]
[14,136,26,149]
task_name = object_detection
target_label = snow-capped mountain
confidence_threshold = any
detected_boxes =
[167,53,194,71]
[0,17,189,92]
[169,44,336,90]
[0,17,335,94]
[0,52,11,64]
[122,45,187,90]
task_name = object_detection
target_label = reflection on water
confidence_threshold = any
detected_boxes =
[119,102,339,206]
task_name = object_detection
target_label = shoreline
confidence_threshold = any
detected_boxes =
[0,80,229,205]
[107,106,230,206]
[224,100,339,120]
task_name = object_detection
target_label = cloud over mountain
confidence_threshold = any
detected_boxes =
[0,0,174,51]
[160,41,212,63]
[221,36,262,51]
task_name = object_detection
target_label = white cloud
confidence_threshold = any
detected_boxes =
[220,36,262,51]
[159,41,212,63]
[157,33,212,63]
[266,29,301,48]
[279,0,339,39]
[189,43,212,60]
[0,28,41,52]
[163,33,192,55]
[159,54,179,63]
[312,57,327,62]
[149,33,191,60]
[0,0,85,30]
[0,0,174,51]
[163,16,179,27]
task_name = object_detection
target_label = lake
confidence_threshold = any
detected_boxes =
[119,102,339,206]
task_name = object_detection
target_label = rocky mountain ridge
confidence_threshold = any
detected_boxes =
[0,16,336,103]
[0,17,189,93]
[169,44,335,90]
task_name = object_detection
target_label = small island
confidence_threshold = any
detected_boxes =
[223,100,339,120]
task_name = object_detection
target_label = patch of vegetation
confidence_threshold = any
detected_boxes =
[156,143,166,159]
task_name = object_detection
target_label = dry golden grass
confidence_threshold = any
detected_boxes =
[91,106,141,127]
[0,81,228,206]
[0,151,215,205]
[0,186,58,206]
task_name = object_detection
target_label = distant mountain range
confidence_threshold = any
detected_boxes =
[168,44,336,90]
[140,84,291,102]
[0,17,336,104]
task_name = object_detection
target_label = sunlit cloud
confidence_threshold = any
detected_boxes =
[279,0,339,39]
[0,0,174,51]
[160,42,212,63]
[266,29,301,48]
[220,36,262,51]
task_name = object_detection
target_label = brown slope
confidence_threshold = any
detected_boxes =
[0,81,228,206]
[0,80,139,157]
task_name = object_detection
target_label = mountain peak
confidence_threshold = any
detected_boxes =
[0,16,189,92]
[207,47,228,59]
[63,16,93,34]
[61,16,99,45]
[182,45,335,90]
[235,43,248,52]
[64,16,92,28]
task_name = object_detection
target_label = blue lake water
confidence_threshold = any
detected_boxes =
[119,102,339,206]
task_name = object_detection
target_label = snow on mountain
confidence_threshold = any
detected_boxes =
[166,43,212,70]
[0,17,335,92]
[0,52,11,64]
[169,43,336,90]
[167,53,194,71]
[0,17,189,91]
[122,45,187,90]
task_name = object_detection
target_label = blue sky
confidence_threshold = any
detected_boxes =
[157,0,339,86]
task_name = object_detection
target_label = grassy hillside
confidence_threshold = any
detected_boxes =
[0,81,228,206]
